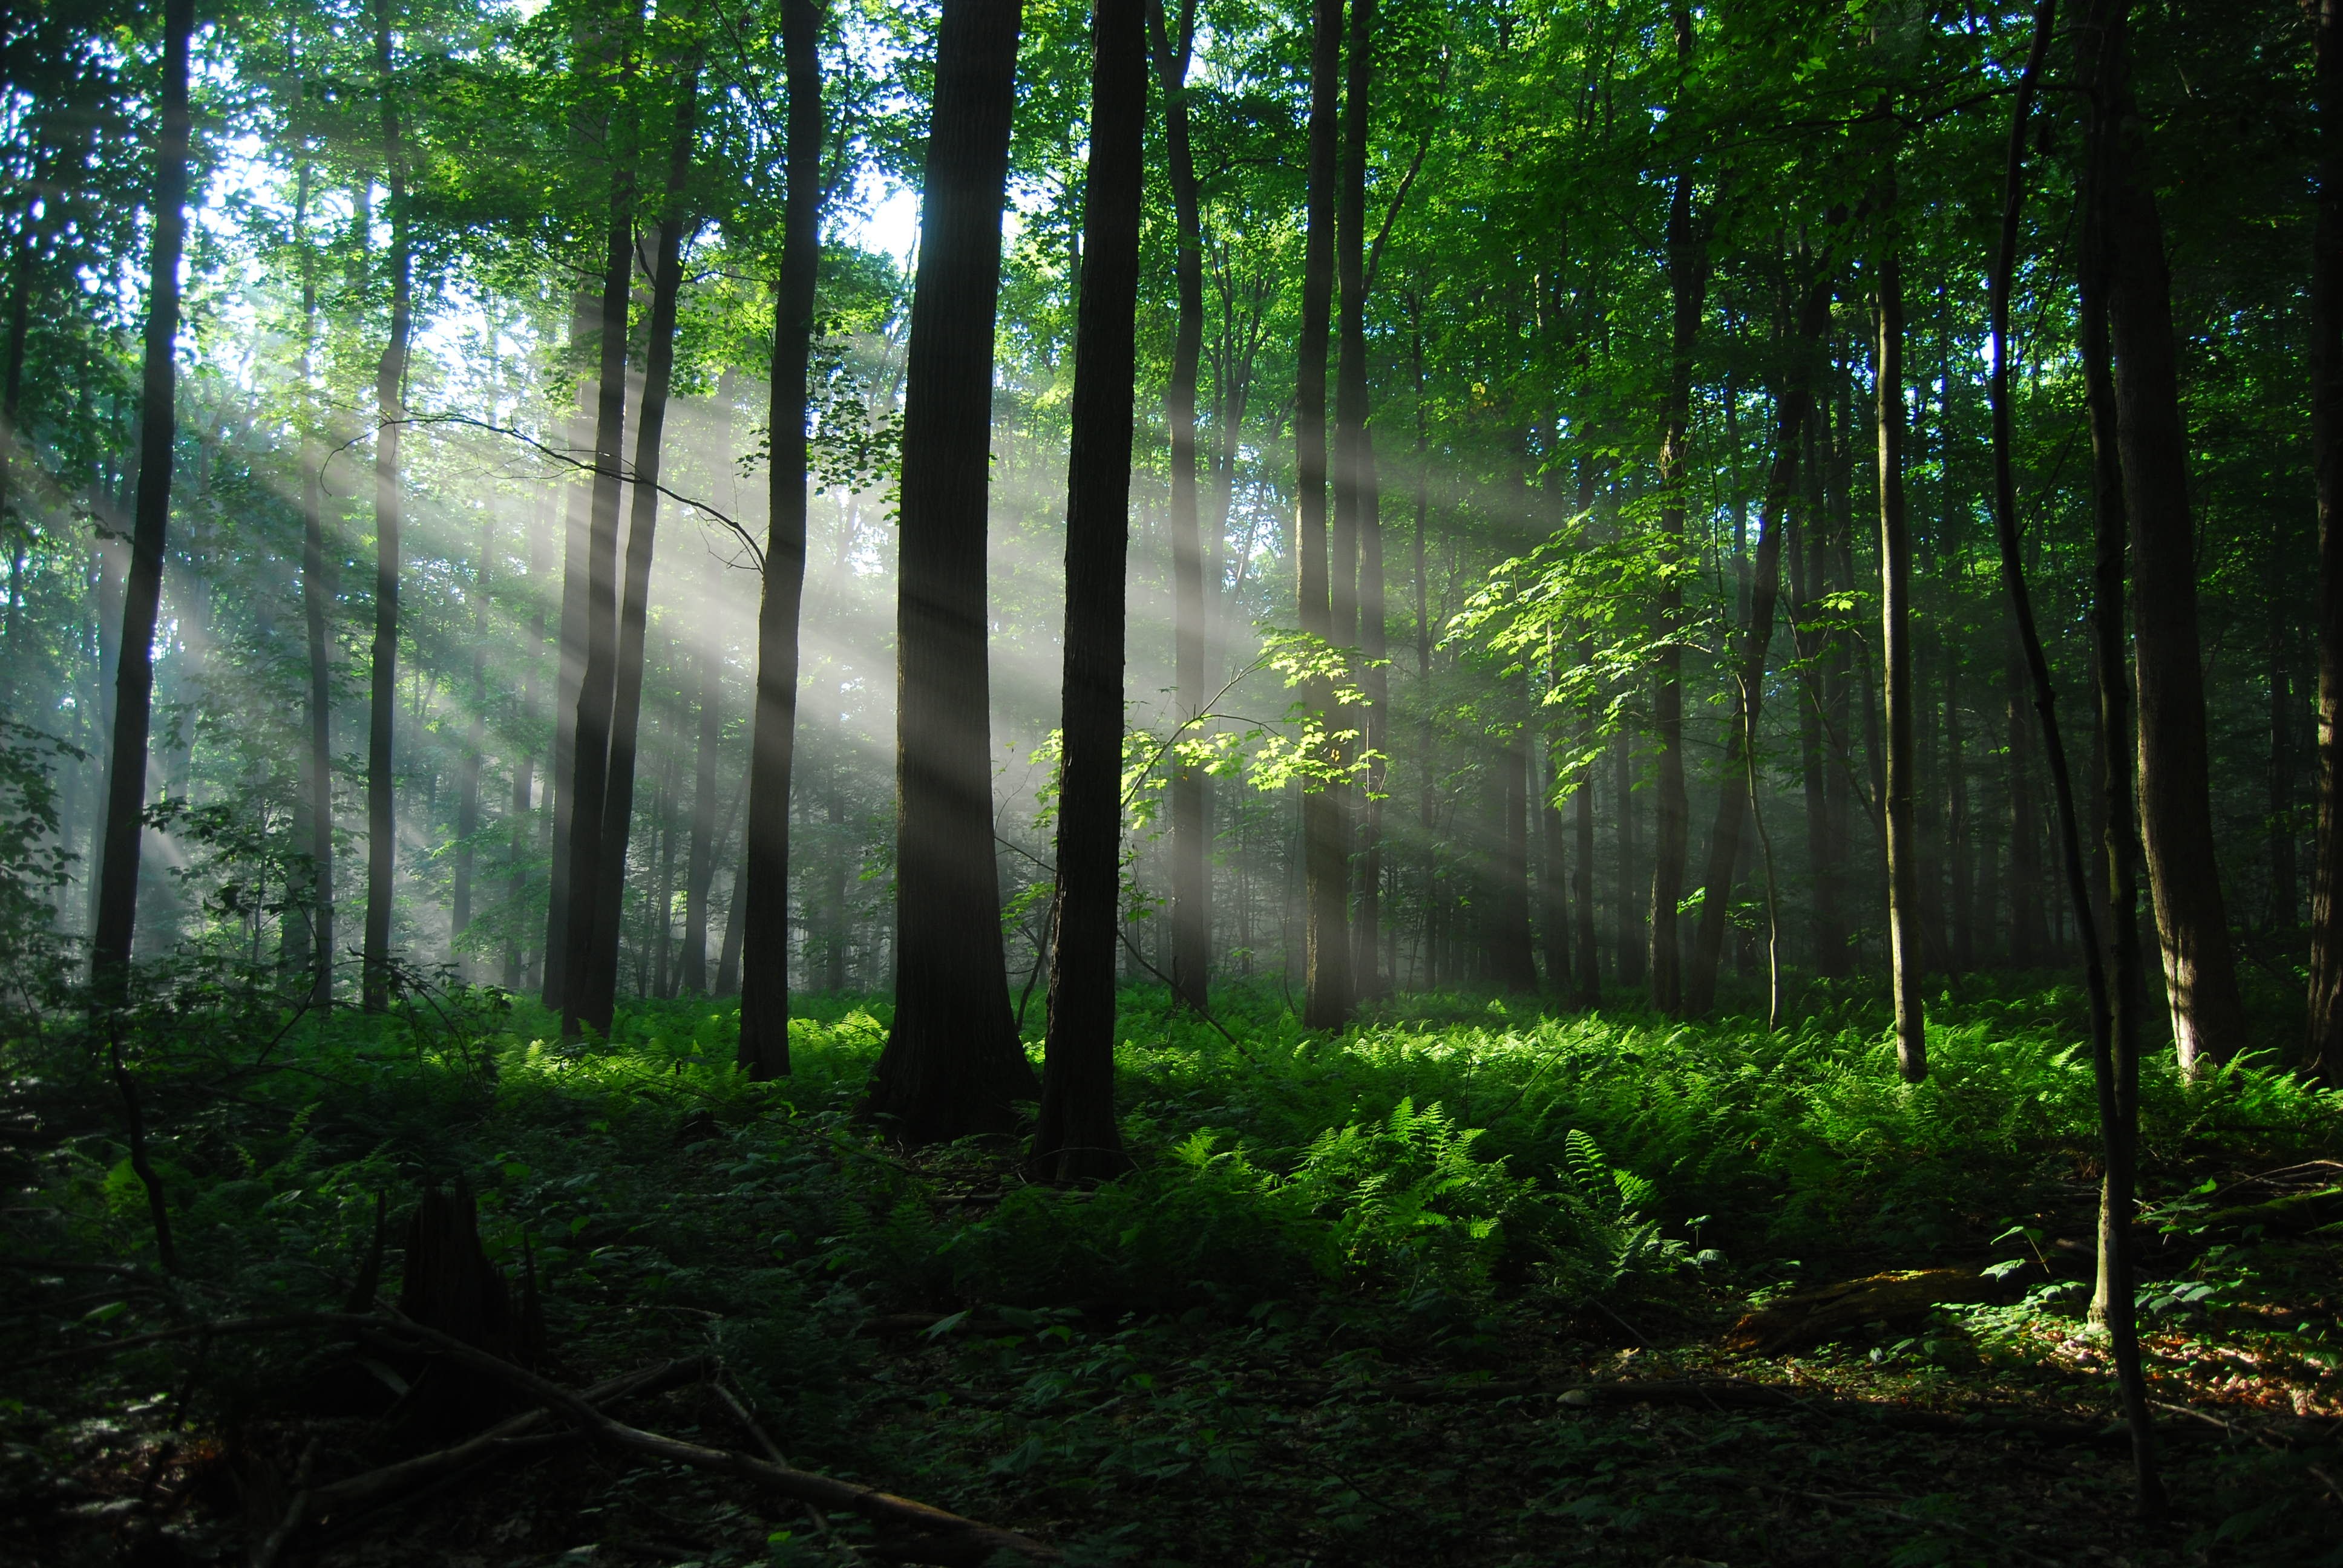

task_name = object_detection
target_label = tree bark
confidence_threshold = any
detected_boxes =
[736,0,824,1075]
[1486,725,1538,993]
[361,0,413,1014]
[1875,224,1925,1080]
[578,66,698,1039]
[453,513,490,981]
[2310,0,2343,1082]
[542,292,597,1009]
[506,499,548,992]
[1648,4,1703,1016]
[297,166,336,1007]
[859,0,1038,1134]
[1035,0,1145,1184]
[1290,0,1352,1030]
[2080,0,2246,1074]
[1149,0,1210,1014]
[90,0,192,995]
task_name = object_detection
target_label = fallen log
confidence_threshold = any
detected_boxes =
[1723,1269,2002,1353]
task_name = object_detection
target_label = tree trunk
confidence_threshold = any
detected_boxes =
[859,0,1038,1134]
[1293,0,1352,1030]
[506,500,548,991]
[735,0,825,1076]
[2269,548,2298,931]
[298,170,336,1007]
[453,514,490,982]
[1035,0,1145,1183]
[557,151,637,1039]
[678,641,719,994]
[2081,0,2247,1074]
[361,0,413,1014]
[1648,4,1703,1016]
[542,289,597,1010]
[578,70,697,1038]
[1875,226,1925,1079]
[1486,725,1537,992]
[825,769,848,990]
[1149,0,1210,1014]
[90,0,192,995]
[1687,280,1826,1014]
[2313,0,2343,1082]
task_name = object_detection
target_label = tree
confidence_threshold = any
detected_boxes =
[1034,0,1145,1184]
[736,0,825,1079]
[859,0,1038,1136]
[361,0,414,1014]
[90,0,194,995]
[2309,0,2342,1085]
[1876,213,1926,1083]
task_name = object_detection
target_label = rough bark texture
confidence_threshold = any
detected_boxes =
[1294,0,1352,1029]
[1150,0,1210,1014]
[2082,0,2246,1075]
[2310,0,2343,1083]
[361,0,412,1014]
[90,0,192,994]
[1035,0,1145,1185]
[736,0,825,1078]
[1876,229,1926,1082]
[859,0,1038,1136]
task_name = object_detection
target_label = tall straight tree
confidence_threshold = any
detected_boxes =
[451,513,490,979]
[1035,0,1145,1184]
[576,56,698,1040]
[1648,3,1705,1016]
[1334,0,1380,995]
[857,0,1038,1129]
[2310,0,2343,1085]
[2076,0,2246,1076]
[677,639,720,995]
[558,54,639,1041]
[736,0,824,1078]
[90,0,193,995]
[1293,0,1352,1029]
[1149,0,1208,1013]
[297,165,335,1005]
[1876,215,1926,1082]
[361,0,414,1014]
[541,291,597,1008]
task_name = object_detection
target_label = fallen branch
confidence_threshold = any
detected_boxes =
[344,1315,1055,1563]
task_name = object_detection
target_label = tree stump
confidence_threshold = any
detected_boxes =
[392,1184,516,1436]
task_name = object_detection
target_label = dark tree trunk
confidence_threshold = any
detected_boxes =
[1150,0,1210,1013]
[361,0,412,1014]
[2313,0,2343,1082]
[1293,0,1352,1030]
[542,292,597,1009]
[557,161,636,1039]
[1947,658,1972,970]
[578,70,697,1037]
[825,770,848,990]
[1875,227,1925,1080]
[298,172,335,1007]
[736,0,825,1077]
[90,0,192,994]
[859,0,1039,1134]
[506,500,548,991]
[1687,281,1826,1014]
[1035,0,1146,1184]
[2007,630,2045,965]
[1792,413,1840,978]
[1339,0,1384,999]
[2080,0,2246,1074]
[1487,727,1537,992]
[678,641,719,994]
[2270,550,2298,931]
[714,849,745,996]
[453,515,490,981]
[1648,4,1704,1016]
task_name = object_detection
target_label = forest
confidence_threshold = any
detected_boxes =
[5,0,2343,1562]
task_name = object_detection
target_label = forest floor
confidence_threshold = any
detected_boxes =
[4,978,2339,1567]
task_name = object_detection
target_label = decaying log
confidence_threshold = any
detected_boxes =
[1723,1268,2003,1353]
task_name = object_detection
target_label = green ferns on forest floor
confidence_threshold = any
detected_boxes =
[4,981,2341,1566]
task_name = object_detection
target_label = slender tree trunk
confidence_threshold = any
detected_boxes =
[298,170,336,1007]
[1485,724,1537,991]
[1648,4,1703,1016]
[2079,0,2247,1073]
[90,0,192,995]
[578,69,697,1038]
[506,499,548,991]
[735,0,825,1075]
[543,289,597,1009]
[1875,223,1925,1079]
[2313,0,2343,1082]
[453,515,490,981]
[825,768,848,990]
[558,153,637,1039]
[714,852,745,996]
[1035,0,1145,1183]
[1149,0,1210,1013]
[678,640,719,994]
[860,0,1038,1132]
[1290,0,1351,1030]
[361,0,413,1013]
[2019,0,2162,1513]
[1688,282,1826,1014]
[2270,550,2298,931]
